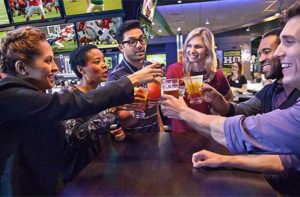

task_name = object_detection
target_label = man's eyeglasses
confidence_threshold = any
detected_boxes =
[122,36,147,47]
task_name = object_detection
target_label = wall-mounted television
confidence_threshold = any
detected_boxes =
[63,0,122,18]
[146,53,166,66]
[0,0,10,26]
[0,30,8,39]
[0,27,15,39]
[77,17,121,49]
[36,23,78,53]
[140,0,157,23]
[8,0,62,24]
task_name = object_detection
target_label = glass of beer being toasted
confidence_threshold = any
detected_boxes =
[162,78,180,98]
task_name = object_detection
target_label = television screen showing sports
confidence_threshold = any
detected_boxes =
[8,0,61,23]
[77,17,121,49]
[63,0,122,17]
[147,53,166,66]
[141,0,157,22]
[0,31,7,38]
[0,0,10,25]
[37,23,78,53]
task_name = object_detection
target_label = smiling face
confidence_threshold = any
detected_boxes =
[186,36,207,66]
[275,16,300,89]
[81,48,108,83]
[25,40,59,90]
[258,35,281,80]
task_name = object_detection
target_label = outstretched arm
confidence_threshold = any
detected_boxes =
[192,150,284,174]
[161,94,227,146]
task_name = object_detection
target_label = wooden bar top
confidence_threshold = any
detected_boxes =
[62,131,277,196]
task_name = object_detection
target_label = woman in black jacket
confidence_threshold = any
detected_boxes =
[0,26,162,196]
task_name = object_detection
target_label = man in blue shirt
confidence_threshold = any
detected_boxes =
[109,20,164,132]
[161,2,300,155]
[186,28,300,195]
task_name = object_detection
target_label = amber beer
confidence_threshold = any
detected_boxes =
[163,88,179,98]
[162,78,179,98]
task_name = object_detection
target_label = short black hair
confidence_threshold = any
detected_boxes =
[284,1,300,23]
[262,28,282,45]
[69,44,98,78]
[115,19,144,44]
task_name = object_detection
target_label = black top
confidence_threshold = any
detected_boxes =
[228,75,247,88]
[0,76,133,196]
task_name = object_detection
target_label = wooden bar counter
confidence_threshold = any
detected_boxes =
[61,131,277,196]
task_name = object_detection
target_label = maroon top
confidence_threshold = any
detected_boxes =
[166,62,231,133]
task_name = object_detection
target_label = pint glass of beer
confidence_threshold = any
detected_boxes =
[162,78,180,98]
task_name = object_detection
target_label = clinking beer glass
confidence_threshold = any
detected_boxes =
[162,78,180,98]
[183,75,203,104]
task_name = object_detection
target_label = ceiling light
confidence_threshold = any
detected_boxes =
[205,18,210,25]
[275,12,280,17]
[246,27,250,32]
[177,0,182,3]
[158,29,162,33]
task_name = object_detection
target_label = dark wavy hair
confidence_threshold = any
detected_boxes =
[69,44,98,78]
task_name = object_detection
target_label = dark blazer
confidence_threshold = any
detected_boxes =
[0,76,133,196]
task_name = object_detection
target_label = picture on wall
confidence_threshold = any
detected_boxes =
[223,50,241,75]
[36,23,78,53]
[63,0,122,17]
[8,0,61,23]
[104,56,112,70]
[77,17,121,49]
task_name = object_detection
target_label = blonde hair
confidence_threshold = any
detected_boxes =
[183,27,217,76]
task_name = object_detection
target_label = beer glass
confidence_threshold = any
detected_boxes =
[183,75,203,104]
[162,78,180,98]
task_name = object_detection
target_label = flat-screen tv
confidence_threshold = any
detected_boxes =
[0,30,8,39]
[140,0,157,23]
[147,53,166,66]
[0,0,10,26]
[36,23,78,53]
[77,17,121,49]
[8,0,62,24]
[0,27,15,39]
[63,0,122,17]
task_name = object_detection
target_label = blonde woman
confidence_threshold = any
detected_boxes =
[166,27,232,133]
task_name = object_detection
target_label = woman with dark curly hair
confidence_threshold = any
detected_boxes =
[61,44,126,181]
